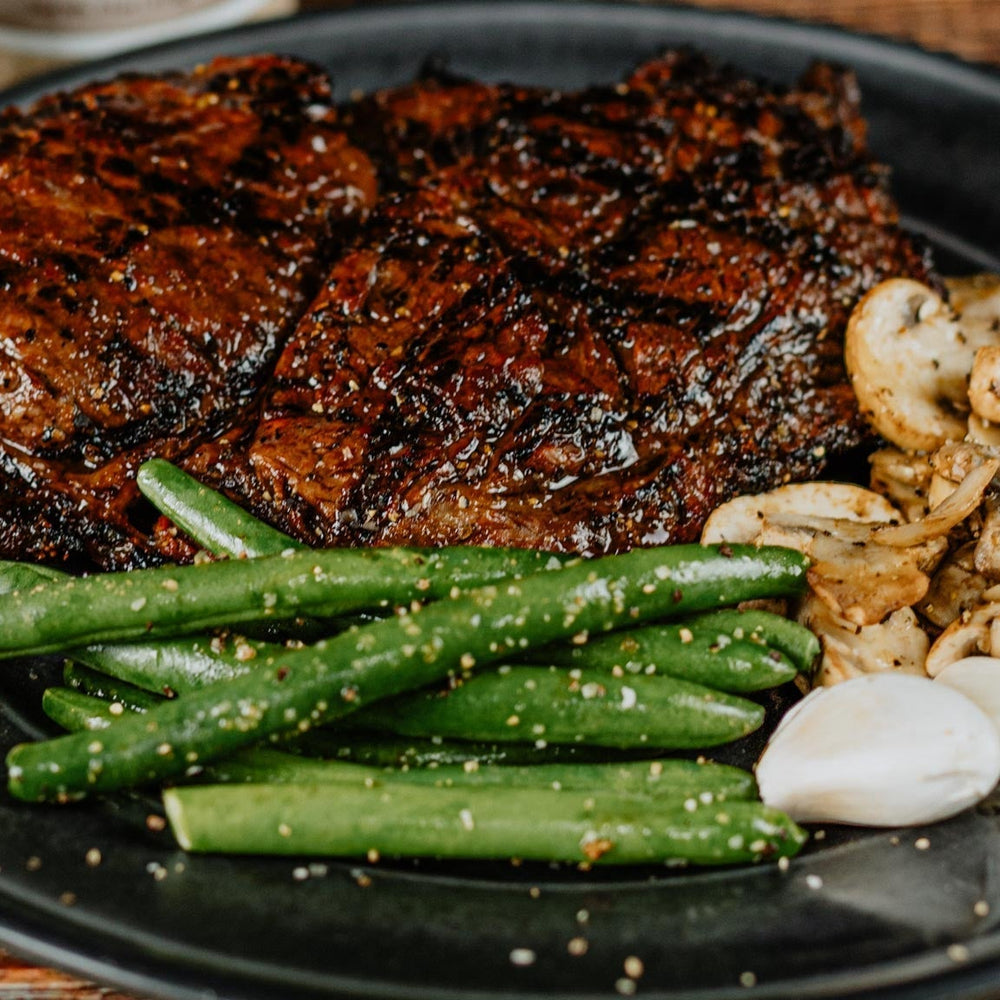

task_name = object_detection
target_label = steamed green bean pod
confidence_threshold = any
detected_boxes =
[347,666,765,749]
[164,781,806,865]
[44,684,758,801]
[0,544,568,660]
[136,458,302,559]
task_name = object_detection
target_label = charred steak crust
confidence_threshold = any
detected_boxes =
[236,51,934,555]
[0,55,376,568]
[0,50,934,567]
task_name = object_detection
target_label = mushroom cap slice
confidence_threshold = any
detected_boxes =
[969,346,1000,425]
[917,541,990,629]
[945,273,1000,329]
[924,601,1000,677]
[801,596,929,687]
[701,482,932,626]
[845,278,984,452]
[701,481,899,545]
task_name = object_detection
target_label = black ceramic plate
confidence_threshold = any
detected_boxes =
[2,4,1000,1000]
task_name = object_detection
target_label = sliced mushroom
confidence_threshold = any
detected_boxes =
[969,347,1000,424]
[945,273,1000,332]
[868,447,933,523]
[789,518,942,626]
[967,414,1000,448]
[845,278,995,452]
[917,541,991,629]
[975,496,1000,581]
[873,458,998,549]
[701,482,899,545]
[725,510,937,626]
[945,276,1000,438]
[924,601,1000,677]
[703,482,941,627]
[800,595,929,687]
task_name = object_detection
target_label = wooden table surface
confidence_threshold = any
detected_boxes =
[0,1,997,997]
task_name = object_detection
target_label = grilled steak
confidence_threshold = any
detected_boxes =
[0,55,375,568]
[0,50,934,567]
[220,52,934,554]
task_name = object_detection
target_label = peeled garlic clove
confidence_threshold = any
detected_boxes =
[755,674,1000,827]
[935,656,1000,734]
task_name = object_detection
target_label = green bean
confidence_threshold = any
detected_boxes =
[63,662,164,713]
[348,666,765,749]
[69,645,761,761]
[211,753,759,800]
[0,545,568,660]
[43,686,137,733]
[0,559,66,594]
[690,608,820,675]
[544,612,808,691]
[42,687,757,801]
[136,459,302,559]
[163,782,806,865]
[75,639,766,749]
[7,543,809,801]
[72,635,273,695]
[137,461,382,642]
[291,730,669,768]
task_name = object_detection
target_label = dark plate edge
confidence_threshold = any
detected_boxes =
[0,5,998,1000]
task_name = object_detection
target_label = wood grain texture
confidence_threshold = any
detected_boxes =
[0,953,143,999]
[670,0,1000,65]
[0,1,994,996]
[299,0,1000,65]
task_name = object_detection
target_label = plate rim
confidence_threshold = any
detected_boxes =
[1,4,1000,999]
[2,0,999,107]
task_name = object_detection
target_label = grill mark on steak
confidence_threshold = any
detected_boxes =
[0,49,936,567]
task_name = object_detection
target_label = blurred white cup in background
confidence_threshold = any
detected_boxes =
[0,0,298,87]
